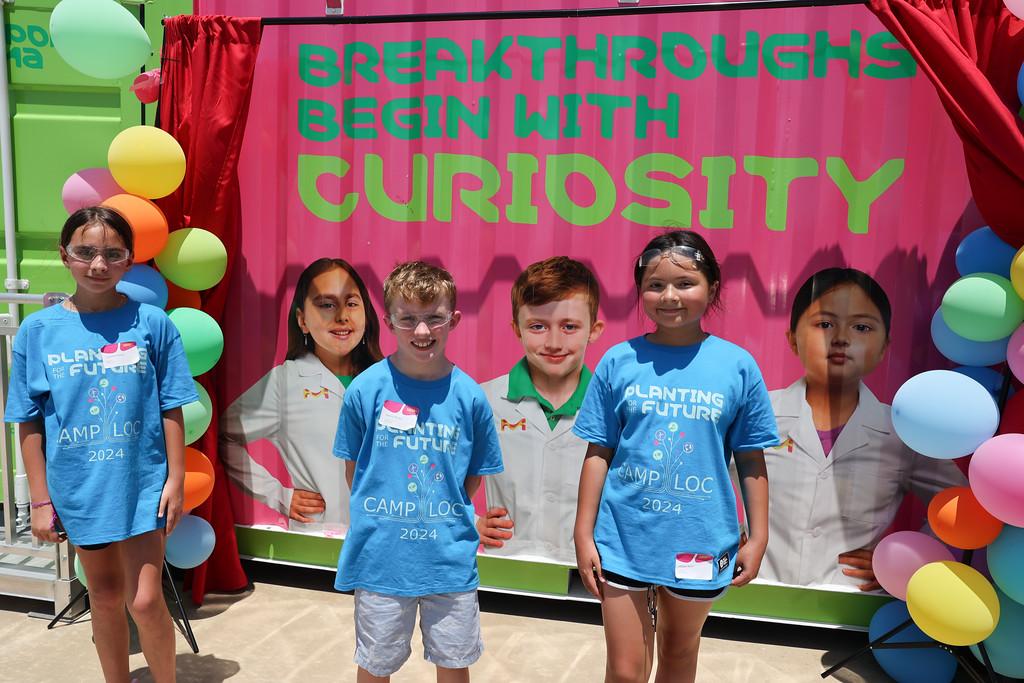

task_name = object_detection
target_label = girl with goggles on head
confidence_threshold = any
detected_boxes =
[573,229,777,683]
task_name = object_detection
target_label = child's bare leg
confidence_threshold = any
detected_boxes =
[601,586,654,683]
[436,665,469,683]
[121,530,175,683]
[357,667,389,683]
[77,543,130,683]
[652,589,714,683]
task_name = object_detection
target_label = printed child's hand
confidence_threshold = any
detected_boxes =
[574,536,605,600]
[31,505,64,544]
[289,489,326,523]
[477,507,514,548]
[731,536,767,587]
[158,480,184,536]
[839,548,881,591]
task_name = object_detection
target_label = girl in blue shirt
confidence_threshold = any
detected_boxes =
[573,230,777,683]
[5,207,197,683]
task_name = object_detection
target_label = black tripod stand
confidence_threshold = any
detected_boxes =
[48,560,199,654]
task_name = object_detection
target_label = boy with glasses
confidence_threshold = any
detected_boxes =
[333,261,504,682]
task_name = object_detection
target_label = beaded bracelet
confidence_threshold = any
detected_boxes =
[30,500,52,509]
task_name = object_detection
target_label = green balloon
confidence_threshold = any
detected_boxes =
[182,382,213,445]
[154,228,228,292]
[50,0,152,80]
[941,274,1024,342]
[74,554,87,588]
[168,308,224,376]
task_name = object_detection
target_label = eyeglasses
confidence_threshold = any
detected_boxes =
[64,245,131,265]
[389,313,453,330]
[638,245,703,269]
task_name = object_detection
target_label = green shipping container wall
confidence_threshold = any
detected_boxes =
[3,0,190,306]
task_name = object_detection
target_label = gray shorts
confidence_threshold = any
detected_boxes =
[353,588,483,677]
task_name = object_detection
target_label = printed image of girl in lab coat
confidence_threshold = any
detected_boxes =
[760,268,966,590]
[220,258,383,534]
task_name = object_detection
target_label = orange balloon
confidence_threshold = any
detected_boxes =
[101,193,168,261]
[927,486,1004,550]
[165,280,201,310]
[183,446,215,511]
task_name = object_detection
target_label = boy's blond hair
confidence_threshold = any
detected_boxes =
[383,261,457,311]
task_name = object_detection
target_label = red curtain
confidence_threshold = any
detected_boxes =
[156,15,263,603]
[869,0,1024,246]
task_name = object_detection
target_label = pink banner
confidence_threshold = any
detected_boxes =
[205,1,973,576]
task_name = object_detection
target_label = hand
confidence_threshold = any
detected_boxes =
[574,535,605,600]
[731,536,766,587]
[289,489,326,523]
[476,507,514,548]
[839,548,881,591]
[158,480,184,536]
[30,505,64,544]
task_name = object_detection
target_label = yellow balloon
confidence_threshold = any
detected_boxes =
[107,126,185,199]
[907,561,1000,646]
[1010,245,1024,302]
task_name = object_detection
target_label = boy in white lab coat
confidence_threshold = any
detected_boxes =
[478,257,605,564]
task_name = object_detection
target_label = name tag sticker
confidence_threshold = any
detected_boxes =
[379,400,419,431]
[100,341,140,369]
[675,551,715,581]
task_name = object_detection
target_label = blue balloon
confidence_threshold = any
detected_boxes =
[117,264,168,308]
[892,370,999,459]
[971,587,1024,679]
[930,310,1009,367]
[1018,62,1024,107]
[868,601,957,683]
[952,366,1013,402]
[988,524,1024,606]
[955,227,1017,279]
[165,514,215,569]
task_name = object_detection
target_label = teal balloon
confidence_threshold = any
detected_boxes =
[182,382,212,445]
[168,308,223,376]
[49,0,152,80]
[941,274,1024,342]
[971,587,1024,678]
[74,554,87,588]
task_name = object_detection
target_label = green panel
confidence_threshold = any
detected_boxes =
[236,527,344,568]
[713,583,891,628]
[2,0,189,305]
[479,556,572,595]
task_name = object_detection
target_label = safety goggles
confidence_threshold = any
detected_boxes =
[638,245,703,269]
[64,245,131,265]
[389,312,453,330]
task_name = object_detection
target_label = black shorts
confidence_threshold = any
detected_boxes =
[602,570,727,602]
[53,517,111,551]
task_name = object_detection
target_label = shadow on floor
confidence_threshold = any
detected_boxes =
[130,653,241,682]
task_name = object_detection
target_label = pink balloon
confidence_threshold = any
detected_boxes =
[874,531,955,600]
[61,168,123,214]
[131,69,161,104]
[969,434,1024,527]
[1006,325,1024,385]
[1005,0,1024,21]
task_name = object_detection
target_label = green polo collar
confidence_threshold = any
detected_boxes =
[506,357,591,429]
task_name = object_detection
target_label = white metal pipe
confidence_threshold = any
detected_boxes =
[0,1,31,527]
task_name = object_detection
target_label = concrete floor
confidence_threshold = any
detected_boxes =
[0,560,964,682]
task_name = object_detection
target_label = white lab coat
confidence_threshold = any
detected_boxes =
[759,378,967,589]
[481,374,587,565]
[220,353,349,534]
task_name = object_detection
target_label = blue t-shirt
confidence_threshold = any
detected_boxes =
[4,301,198,546]
[573,335,778,590]
[333,358,504,596]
